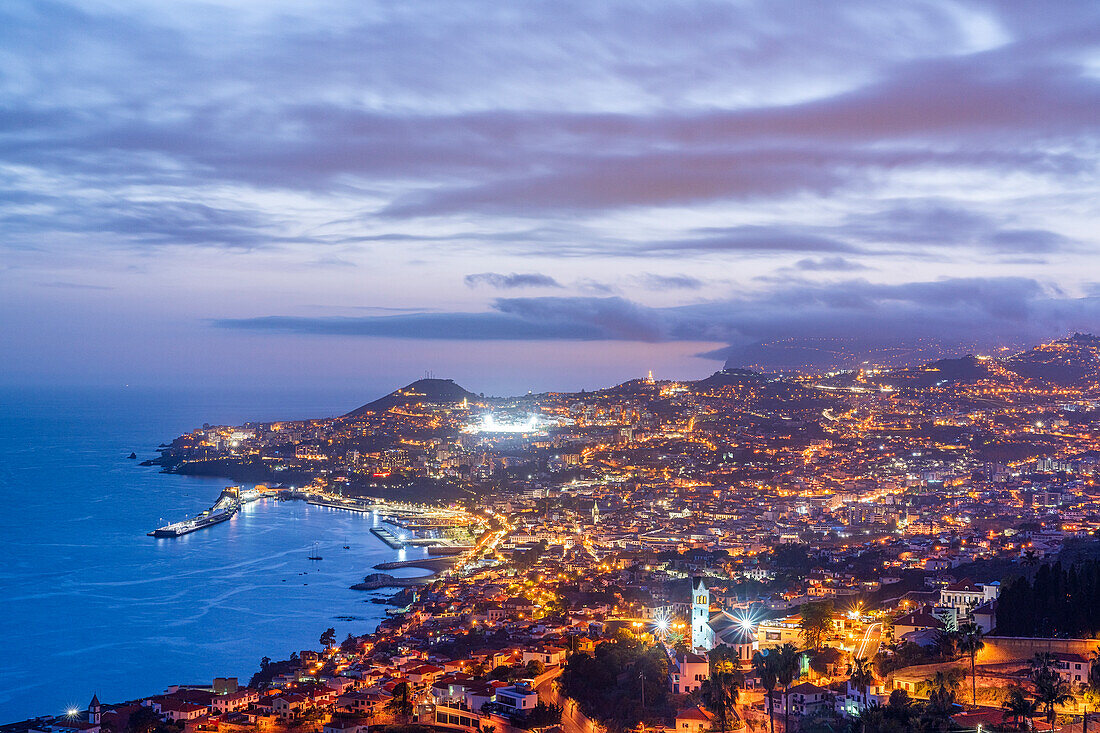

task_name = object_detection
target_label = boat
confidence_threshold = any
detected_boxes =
[147,487,240,537]
[343,536,350,549]
[308,541,323,561]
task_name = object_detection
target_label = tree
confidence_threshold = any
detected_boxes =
[851,657,875,695]
[918,668,964,719]
[341,633,359,652]
[1033,666,1075,728]
[319,627,337,648]
[525,700,563,728]
[1001,685,1035,731]
[775,643,802,733]
[955,622,984,706]
[753,650,779,733]
[126,707,161,733]
[260,656,271,670]
[800,602,834,650]
[1079,684,1099,733]
[387,681,415,723]
[701,667,740,732]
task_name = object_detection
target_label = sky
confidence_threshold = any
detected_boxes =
[2,1,1100,396]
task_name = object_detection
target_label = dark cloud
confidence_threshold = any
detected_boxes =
[217,276,1100,352]
[843,202,1075,254]
[1,1,1096,264]
[464,272,562,289]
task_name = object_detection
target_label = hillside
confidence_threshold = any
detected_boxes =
[344,378,479,416]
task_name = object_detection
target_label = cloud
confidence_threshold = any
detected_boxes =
[217,276,1100,353]
[843,202,1075,254]
[464,272,562,289]
[791,257,869,272]
[636,273,704,290]
[38,281,115,290]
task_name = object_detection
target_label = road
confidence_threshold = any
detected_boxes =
[856,621,883,660]
[537,674,602,733]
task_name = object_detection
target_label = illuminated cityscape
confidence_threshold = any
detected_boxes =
[14,334,1098,731]
[4,1,1100,731]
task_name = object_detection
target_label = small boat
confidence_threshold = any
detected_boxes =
[343,536,350,549]
[308,541,323,561]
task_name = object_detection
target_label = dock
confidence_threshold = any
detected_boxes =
[370,526,405,549]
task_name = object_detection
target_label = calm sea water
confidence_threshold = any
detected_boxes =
[0,386,427,722]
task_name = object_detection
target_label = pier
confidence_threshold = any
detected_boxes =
[370,526,405,549]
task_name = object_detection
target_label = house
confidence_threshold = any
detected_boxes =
[840,679,890,718]
[1053,652,1092,685]
[788,682,830,717]
[336,690,388,714]
[271,693,309,721]
[522,646,567,667]
[971,600,997,634]
[757,615,805,649]
[670,652,709,695]
[210,689,259,714]
[938,579,999,615]
[406,664,444,685]
[892,608,946,639]
[495,683,538,714]
[155,700,207,723]
[463,682,499,711]
[674,704,715,733]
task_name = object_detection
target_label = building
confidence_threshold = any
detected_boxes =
[788,682,831,717]
[691,577,712,651]
[674,704,715,733]
[495,683,538,714]
[670,652,709,694]
[938,579,1000,615]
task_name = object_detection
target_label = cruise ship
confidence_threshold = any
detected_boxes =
[147,487,241,538]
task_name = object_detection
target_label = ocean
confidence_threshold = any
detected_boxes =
[0,386,425,721]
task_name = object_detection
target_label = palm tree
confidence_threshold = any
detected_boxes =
[1083,651,1100,733]
[701,669,741,732]
[1002,685,1034,731]
[1033,667,1075,728]
[851,656,875,694]
[917,667,964,718]
[775,643,802,733]
[1080,685,1099,733]
[753,650,779,733]
[955,622,985,706]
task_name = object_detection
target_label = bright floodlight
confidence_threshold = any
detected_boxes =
[67,709,79,717]
[464,413,546,434]
[655,618,669,632]
[740,618,754,631]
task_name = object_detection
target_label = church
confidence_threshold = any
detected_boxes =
[691,577,758,665]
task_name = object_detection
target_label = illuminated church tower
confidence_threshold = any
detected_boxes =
[691,577,712,650]
[591,501,600,525]
[88,694,101,725]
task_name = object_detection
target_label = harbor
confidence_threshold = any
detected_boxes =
[147,487,484,554]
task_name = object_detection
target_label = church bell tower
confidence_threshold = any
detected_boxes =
[88,694,101,725]
[691,577,711,650]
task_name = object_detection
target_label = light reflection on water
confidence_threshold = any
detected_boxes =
[0,386,423,721]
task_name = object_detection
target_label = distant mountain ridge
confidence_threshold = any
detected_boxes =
[344,378,479,416]
[872,333,1100,388]
[341,334,1098,415]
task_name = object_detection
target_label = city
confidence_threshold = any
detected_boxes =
[4,1,1100,731]
[11,334,1100,733]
